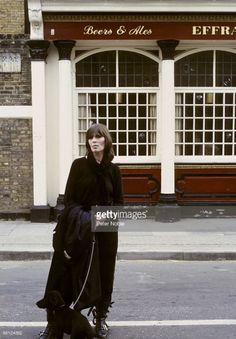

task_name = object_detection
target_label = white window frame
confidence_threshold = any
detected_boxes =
[175,48,236,164]
[72,48,160,164]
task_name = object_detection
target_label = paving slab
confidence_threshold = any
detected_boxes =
[0,218,236,260]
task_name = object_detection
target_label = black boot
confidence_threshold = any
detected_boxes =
[95,317,109,338]
[90,301,113,338]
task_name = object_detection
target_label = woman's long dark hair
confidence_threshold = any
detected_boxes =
[86,123,115,162]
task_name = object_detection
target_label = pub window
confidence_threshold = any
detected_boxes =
[175,50,236,161]
[74,50,159,162]
[76,50,159,88]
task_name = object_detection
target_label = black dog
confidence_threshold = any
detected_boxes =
[36,290,95,339]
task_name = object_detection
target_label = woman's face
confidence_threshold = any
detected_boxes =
[88,135,105,155]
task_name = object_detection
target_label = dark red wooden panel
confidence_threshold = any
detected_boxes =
[120,167,161,203]
[176,167,236,203]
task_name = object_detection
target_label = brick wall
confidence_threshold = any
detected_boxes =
[0,119,33,213]
[0,0,25,34]
[0,1,33,216]
[0,34,31,105]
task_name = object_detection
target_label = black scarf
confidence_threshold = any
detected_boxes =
[87,152,113,205]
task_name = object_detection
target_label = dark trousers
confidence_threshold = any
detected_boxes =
[95,231,118,315]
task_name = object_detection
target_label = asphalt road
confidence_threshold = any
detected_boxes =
[0,260,236,338]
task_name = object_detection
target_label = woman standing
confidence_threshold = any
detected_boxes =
[38,123,123,339]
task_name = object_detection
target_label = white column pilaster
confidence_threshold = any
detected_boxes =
[160,60,175,194]
[158,40,179,203]
[54,40,76,199]
[58,60,73,194]
[26,40,50,221]
[31,61,48,205]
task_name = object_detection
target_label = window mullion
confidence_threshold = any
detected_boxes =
[222,93,226,156]
[213,50,216,87]
[116,50,119,88]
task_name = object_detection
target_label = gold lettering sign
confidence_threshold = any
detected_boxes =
[192,25,236,36]
[83,25,152,37]
[44,21,236,40]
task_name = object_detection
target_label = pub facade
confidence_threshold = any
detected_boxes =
[2,0,236,220]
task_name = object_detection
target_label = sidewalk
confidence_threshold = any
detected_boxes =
[0,217,236,261]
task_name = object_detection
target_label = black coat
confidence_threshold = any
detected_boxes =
[37,155,123,311]
[64,154,123,208]
[38,204,101,310]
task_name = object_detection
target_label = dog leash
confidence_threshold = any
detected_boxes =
[70,234,96,310]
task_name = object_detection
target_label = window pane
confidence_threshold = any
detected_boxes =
[119,51,159,87]
[76,51,116,87]
[216,51,236,87]
[78,92,157,157]
[175,51,213,87]
[175,91,236,156]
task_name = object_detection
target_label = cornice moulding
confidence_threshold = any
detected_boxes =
[40,1,236,13]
